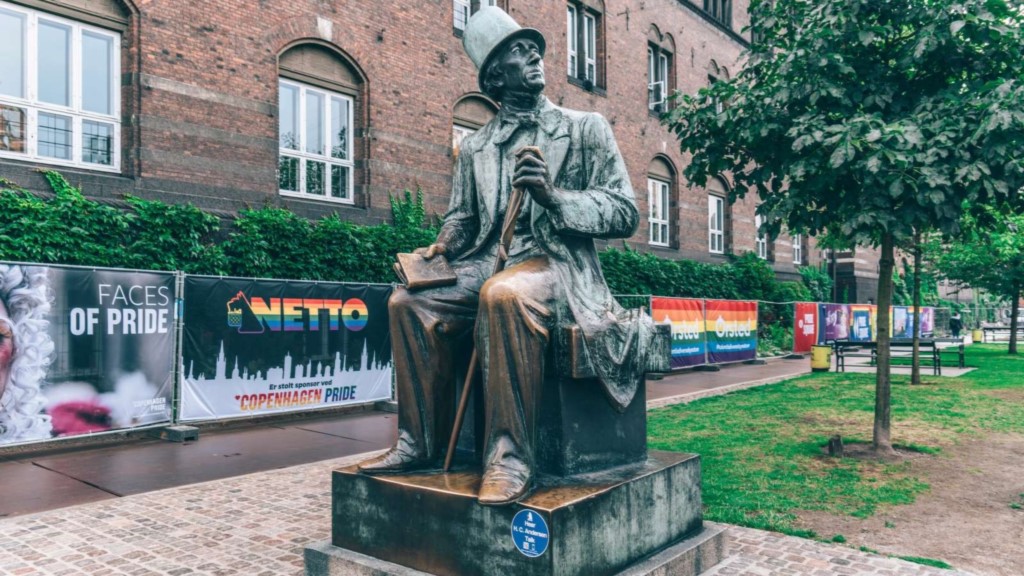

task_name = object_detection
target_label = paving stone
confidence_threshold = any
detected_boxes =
[0,454,978,576]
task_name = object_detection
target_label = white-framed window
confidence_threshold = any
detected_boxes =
[755,213,768,259]
[567,3,600,86]
[452,124,475,160]
[703,0,733,27]
[648,47,669,113]
[453,0,470,30]
[0,2,120,172]
[278,79,354,203]
[582,12,596,82]
[648,178,670,247]
[792,234,803,264]
[566,5,578,76]
[708,195,725,254]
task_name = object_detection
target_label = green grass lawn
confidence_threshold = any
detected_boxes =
[647,344,1024,536]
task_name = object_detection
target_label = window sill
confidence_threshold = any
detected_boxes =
[0,151,121,174]
[567,76,606,97]
[279,190,356,206]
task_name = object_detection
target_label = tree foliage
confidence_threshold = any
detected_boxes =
[930,205,1024,352]
[665,0,1024,452]
[668,0,1024,244]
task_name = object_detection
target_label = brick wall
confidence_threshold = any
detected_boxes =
[1,0,839,282]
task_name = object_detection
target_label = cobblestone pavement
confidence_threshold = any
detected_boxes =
[704,526,973,576]
[0,452,973,576]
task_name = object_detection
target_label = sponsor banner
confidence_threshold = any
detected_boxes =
[705,300,758,364]
[180,277,392,421]
[819,304,851,342]
[849,304,875,342]
[651,297,706,369]
[793,302,818,353]
[0,263,175,447]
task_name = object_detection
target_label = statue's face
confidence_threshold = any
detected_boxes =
[495,38,545,96]
[0,298,13,400]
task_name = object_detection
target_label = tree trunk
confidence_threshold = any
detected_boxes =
[911,231,922,385]
[1010,283,1020,355]
[873,234,896,454]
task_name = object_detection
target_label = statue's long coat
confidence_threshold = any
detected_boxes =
[437,97,657,410]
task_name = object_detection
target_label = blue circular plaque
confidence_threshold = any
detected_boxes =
[510,508,550,558]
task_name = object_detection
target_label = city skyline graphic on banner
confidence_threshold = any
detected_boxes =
[184,340,391,386]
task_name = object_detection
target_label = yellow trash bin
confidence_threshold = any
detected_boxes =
[971,329,983,343]
[811,345,832,372]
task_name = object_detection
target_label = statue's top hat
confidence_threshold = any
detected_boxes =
[463,6,546,93]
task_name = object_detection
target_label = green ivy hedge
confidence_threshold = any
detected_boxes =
[0,172,830,314]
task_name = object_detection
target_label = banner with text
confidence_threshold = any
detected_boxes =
[849,304,876,342]
[793,302,819,353]
[180,276,393,421]
[705,299,758,364]
[651,297,706,369]
[0,263,175,447]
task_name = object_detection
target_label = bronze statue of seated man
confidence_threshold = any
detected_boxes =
[358,7,658,506]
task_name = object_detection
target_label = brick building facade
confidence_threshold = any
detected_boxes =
[0,0,872,293]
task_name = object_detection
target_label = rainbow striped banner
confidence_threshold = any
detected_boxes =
[651,297,707,369]
[705,300,758,364]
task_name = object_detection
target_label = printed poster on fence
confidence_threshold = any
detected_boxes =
[892,306,934,339]
[180,276,392,421]
[0,263,175,447]
[819,304,851,342]
[849,304,875,342]
[793,302,818,353]
[651,297,706,369]
[705,299,757,364]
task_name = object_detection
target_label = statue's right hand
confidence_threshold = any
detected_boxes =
[413,243,447,260]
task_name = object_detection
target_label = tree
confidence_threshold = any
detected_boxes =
[665,0,1024,453]
[932,207,1024,354]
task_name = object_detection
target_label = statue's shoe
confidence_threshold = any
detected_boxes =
[357,447,434,474]
[477,465,533,506]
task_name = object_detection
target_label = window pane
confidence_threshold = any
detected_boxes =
[306,160,325,195]
[0,105,26,153]
[305,91,324,155]
[330,96,349,160]
[38,21,71,106]
[82,120,113,165]
[279,155,299,191]
[279,83,298,150]
[0,9,25,98]
[82,32,113,115]
[38,112,72,159]
[454,0,470,29]
[331,165,349,199]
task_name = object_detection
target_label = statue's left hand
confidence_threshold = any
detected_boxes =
[513,148,556,208]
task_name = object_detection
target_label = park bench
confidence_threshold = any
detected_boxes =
[982,326,1024,343]
[832,338,946,375]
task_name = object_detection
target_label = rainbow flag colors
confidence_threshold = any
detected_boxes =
[651,297,707,368]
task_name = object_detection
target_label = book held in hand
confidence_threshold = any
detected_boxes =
[394,253,458,290]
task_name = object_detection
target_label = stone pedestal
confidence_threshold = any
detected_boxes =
[306,451,726,576]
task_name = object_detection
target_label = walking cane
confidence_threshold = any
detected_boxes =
[442,146,539,473]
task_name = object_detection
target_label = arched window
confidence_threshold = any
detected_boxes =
[452,93,497,160]
[278,42,365,204]
[0,0,130,172]
[707,177,730,254]
[647,27,675,114]
[647,156,676,248]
